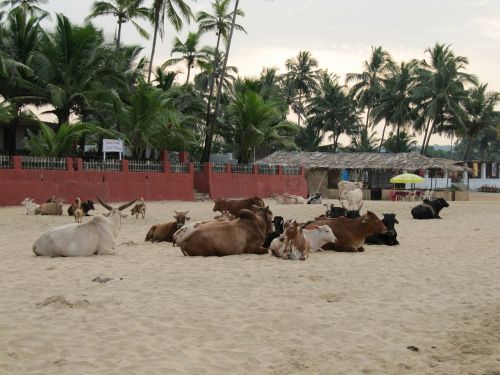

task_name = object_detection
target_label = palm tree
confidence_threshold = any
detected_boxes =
[0,0,48,17]
[457,83,499,160]
[153,66,177,91]
[284,51,320,126]
[295,124,322,151]
[193,48,237,95]
[86,0,151,49]
[346,46,394,130]
[147,0,194,83]
[413,43,477,154]
[382,130,417,153]
[198,0,245,162]
[219,91,298,163]
[163,31,211,84]
[349,128,379,152]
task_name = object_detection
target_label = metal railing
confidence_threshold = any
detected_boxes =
[282,165,301,175]
[170,163,189,173]
[212,163,226,173]
[83,159,122,171]
[0,155,12,169]
[193,162,204,172]
[231,164,253,174]
[129,160,163,173]
[257,164,278,175]
[22,156,67,170]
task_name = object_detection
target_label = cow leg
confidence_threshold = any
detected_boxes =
[253,246,269,255]
[358,246,365,252]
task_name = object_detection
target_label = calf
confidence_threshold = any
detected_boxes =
[21,198,40,215]
[304,211,386,252]
[68,200,95,216]
[302,225,337,252]
[145,211,190,242]
[269,219,310,260]
[365,213,399,246]
[131,198,146,219]
[411,198,449,219]
[213,197,265,217]
[263,216,284,248]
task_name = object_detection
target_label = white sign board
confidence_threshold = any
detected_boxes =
[103,139,123,160]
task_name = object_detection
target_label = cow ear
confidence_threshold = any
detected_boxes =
[361,214,368,224]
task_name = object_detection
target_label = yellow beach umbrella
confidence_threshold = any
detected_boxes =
[390,173,425,184]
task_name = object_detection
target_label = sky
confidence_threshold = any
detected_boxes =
[41,0,500,147]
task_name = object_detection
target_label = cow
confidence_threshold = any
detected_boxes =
[263,216,284,248]
[338,181,363,200]
[36,201,63,215]
[173,212,235,247]
[302,225,337,252]
[181,206,273,257]
[307,192,322,204]
[68,200,95,216]
[273,193,305,204]
[21,198,40,215]
[145,211,190,242]
[323,201,362,219]
[345,188,363,211]
[32,197,137,257]
[212,197,265,217]
[131,198,146,219]
[365,213,400,246]
[411,198,449,219]
[304,211,386,252]
[269,219,310,260]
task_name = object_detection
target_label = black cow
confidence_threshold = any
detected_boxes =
[324,203,361,219]
[411,198,449,219]
[264,216,285,248]
[365,213,399,246]
[307,193,322,204]
[67,200,95,216]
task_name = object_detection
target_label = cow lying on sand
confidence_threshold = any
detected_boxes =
[411,198,449,219]
[263,216,284,248]
[32,197,137,257]
[269,219,310,260]
[212,197,265,217]
[181,206,273,257]
[173,211,235,246]
[305,211,386,252]
[365,213,399,246]
[273,193,305,204]
[145,211,190,242]
[21,198,40,215]
[68,199,95,216]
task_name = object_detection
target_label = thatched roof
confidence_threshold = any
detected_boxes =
[257,151,469,172]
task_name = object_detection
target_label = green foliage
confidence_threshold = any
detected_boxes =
[383,130,417,153]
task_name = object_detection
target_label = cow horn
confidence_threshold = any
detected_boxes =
[358,202,364,211]
[118,198,139,211]
[96,196,113,211]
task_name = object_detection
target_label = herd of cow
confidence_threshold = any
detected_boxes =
[26,188,450,258]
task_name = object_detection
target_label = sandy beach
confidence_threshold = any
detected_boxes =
[1,197,499,375]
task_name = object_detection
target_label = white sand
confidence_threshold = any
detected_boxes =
[1,198,499,374]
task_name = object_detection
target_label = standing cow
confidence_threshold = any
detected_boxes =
[338,181,363,200]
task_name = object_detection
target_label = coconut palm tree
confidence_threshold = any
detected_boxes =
[382,130,417,153]
[153,66,177,91]
[284,51,320,126]
[163,31,211,84]
[147,0,194,83]
[349,128,379,152]
[86,0,151,49]
[346,46,395,130]
[295,124,322,151]
[0,0,48,17]
[412,43,477,154]
[193,48,237,95]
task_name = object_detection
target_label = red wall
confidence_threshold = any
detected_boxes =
[194,163,308,199]
[0,156,194,206]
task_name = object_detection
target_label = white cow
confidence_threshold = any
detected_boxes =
[21,198,40,215]
[273,193,305,204]
[345,188,364,211]
[338,181,364,200]
[302,225,337,252]
[32,197,137,257]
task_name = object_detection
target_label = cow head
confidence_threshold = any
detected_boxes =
[361,211,387,234]
[174,211,190,229]
[284,219,299,239]
[272,216,285,234]
[84,200,96,212]
[434,197,449,210]
[212,199,222,212]
[382,213,399,230]
[97,196,137,218]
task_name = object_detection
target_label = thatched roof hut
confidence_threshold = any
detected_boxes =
[257,151,468,172]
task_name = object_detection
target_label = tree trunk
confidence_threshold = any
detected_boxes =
[420,117,432,154]
[116,19,122,49]
[186,64,191,85]
[147,13,160,83]
[200,32,223,162]
[396,122,401,153]
[463,136,472,161]
[365,107,371,129]
[297,91,302,126]
[422,121,436,155]
[378,119,388,152]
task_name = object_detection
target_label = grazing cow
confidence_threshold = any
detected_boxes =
[32,197,137,257]
[304,211,386,252]
[145,211,190,242]
[365,213,400,246]
[411,198,449,219]
[307,192,322,204]
[269,219,310,260]
[173,212,235,246]
[345,188,363,211]
[338,181,363,200]
[21,198,40,215]
[72,197,83,223]
[212,197,265,217]
[302,225,337,252]
[263,216,284,248]
[181,206,273,257]
[131,198,146,219]
[68,200,95,216]
[36,201,63,215]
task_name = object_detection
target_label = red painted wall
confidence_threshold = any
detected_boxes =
[0,156,194,206]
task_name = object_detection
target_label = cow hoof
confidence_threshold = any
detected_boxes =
[358,247,365,252]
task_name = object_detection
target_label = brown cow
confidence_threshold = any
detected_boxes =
[269,219,310,260]
[36,200,63,215]
[304,211,386,252]
[145,211,190,242]
[181,206,273,257]
[212,197,265,217]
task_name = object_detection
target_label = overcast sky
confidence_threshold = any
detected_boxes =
[42,0,500,146]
